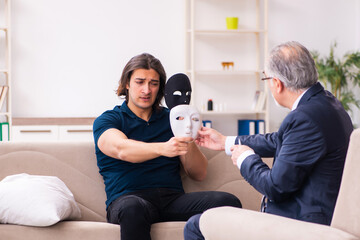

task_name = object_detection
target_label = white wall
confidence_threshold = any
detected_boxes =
[11,0,185,118]
[9,0,360,131]
[267,0,360,130]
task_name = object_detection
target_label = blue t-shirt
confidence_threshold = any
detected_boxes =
[93,102,184,208]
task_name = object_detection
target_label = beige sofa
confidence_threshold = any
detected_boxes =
[0,141,270,240]
[199,128,360,240]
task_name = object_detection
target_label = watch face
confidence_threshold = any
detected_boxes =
[165,73,192,110]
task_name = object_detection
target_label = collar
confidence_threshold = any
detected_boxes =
[297,82,324,107]
[291,88,309,111]
[118,101,167,122]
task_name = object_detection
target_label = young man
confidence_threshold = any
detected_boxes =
[184,41,353,239]
[93,53,242,240]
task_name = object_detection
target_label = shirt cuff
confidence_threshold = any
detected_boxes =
[236,149,255,169]
[225,136,237,156]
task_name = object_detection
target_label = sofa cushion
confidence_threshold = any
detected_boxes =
[0,221,120,240]
[0,173,81,226]
[182,147,273,210]
[0,221,186,240]
[0,142,108,222]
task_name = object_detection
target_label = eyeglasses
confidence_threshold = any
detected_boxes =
[261,71,273,81]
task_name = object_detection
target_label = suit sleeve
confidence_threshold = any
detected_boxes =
[237,132,278,157]
[240,112,327,202]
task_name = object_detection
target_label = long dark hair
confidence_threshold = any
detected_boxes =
[116,53,166,111]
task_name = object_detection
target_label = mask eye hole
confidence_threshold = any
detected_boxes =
[192,117,199,122]
[173,91,182,96]
[176,116,184,120]
[186,91,191,96]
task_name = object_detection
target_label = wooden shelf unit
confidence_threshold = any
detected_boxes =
[0,0,12,140]
[185,0,269,134]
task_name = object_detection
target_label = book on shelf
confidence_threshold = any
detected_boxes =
[202,120,212,128]
[255,119,265,134]
[238,120,256,135]
[238,119,265,135]
[251,90,261,110]
[0,86,9,111]
[0,122,9,141]
[252,90,267,112]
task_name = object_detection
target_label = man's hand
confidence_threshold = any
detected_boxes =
[195,127,227,151]
[161,137,193,157]
[230,145,253,166]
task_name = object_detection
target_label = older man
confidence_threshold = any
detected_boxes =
[184,41,353,240]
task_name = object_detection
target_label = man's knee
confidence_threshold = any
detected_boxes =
[184,214,204,240]
[107,195,151,224]
[209,191,242,208]
[122,196,149,216]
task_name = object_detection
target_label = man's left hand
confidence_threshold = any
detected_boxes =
[230,145,253,166]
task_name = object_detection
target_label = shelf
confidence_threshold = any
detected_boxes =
[12,117,96,126]
[185,0,269,134]
[187,29,266,35]
[0,0,12,141]
[187,70,261,76]
[201,110,266,115]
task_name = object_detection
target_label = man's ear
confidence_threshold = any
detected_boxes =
[273,78,284,94]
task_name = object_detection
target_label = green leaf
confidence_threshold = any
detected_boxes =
[312,42,360,114]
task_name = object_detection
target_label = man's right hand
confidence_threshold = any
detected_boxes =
[195,127,226,151]
[161,137,193,157]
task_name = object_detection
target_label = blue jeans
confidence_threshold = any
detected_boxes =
[184,214,204,240]
[107,188,242,240]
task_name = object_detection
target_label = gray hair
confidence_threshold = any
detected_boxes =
[265,41,318,92]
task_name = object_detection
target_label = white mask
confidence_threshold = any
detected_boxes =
[170,105,201,139]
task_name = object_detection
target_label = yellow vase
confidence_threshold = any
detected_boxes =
[226,17,238,30]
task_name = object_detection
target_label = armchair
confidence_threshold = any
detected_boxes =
[199,128,360,240]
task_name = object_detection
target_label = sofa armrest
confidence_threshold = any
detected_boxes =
[199,207,358,240]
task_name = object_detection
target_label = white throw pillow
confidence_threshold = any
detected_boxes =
[0,173,81,226]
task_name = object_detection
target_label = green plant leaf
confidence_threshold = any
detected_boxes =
[311,42,360,113]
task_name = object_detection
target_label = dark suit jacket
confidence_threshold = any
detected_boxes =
[238,82,353,225]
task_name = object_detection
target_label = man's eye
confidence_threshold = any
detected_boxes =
[151,81,159,86]
[192,117,199,122]
[176,116,184,120]
[173,91,182,96]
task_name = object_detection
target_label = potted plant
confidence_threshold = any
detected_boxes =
[312,42,360,112]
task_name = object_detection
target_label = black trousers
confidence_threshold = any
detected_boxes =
[107,188,242,240]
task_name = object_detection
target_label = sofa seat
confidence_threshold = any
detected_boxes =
[0,141,271,240]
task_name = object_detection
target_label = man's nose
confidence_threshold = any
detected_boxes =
[143,84,151,94]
